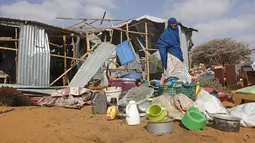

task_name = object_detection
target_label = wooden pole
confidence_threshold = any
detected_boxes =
[51,54,84,61]
[63,35,67,85]
[49,46,97,87]
[85,25,90,53]
[110,30,114,43]
[89,27,147,35]
[120,31,123,42]
[0,46,85,61]
[145,22,150,80]
[189,52,192,70]
[0,46,17,51]
[15,28,18,84]
[49,42,61,48]
[71,37,76,65]
[56,17,127,22]
[0,39,18,42]
[66,20,86,30]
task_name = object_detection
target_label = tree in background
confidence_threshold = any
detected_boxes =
[191,38,252,66]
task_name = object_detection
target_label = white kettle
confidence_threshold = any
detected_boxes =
[126,100,140,125]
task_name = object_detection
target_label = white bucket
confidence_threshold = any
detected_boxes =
[103,87,122,103]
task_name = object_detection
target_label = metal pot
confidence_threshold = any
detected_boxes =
[146,117,174,135]
[212,114,241,132]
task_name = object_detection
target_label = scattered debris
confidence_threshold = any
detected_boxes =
[0,87,34,106]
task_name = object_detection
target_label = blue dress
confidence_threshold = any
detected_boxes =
[157,18,184,70]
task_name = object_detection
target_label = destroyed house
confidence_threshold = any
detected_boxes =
[0,17,87,86]
[101,15,197,77]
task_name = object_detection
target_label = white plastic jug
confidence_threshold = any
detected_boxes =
[126,100,140,125]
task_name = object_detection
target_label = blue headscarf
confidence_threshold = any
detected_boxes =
[157,17,183,69]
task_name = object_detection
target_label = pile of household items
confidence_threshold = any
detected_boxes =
[1,41,254,135]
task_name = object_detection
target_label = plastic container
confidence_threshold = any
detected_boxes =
[181,107,206,130]
[106,105,118,120]
[158,82,197,100]
[116,40,136,65]
[103,87,122,103]
[126,100,140,125]
[109,79,137,91]
[91,92,107,114]
[121,72,142,80]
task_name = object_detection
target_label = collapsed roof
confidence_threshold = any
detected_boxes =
[109,15,198,57]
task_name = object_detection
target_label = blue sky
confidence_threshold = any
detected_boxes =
[0,0,255,52]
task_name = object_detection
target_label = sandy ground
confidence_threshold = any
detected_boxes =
[0,105,254,143]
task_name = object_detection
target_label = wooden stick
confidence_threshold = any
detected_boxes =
[0,109,15,114]
[189,53,192,70]
[0,46,85,61]
[122,21,142,30]
[120,31,123,42]
[87,27,147,35]
[49,42,61,48]
[63,35,67,85]
[69,25,147,35]
[112,17,135,27]
[71,37,76,63]
[51,54,85,61]
[145,22,150,80]
[56,17,127,22]
[110,30,114,43]
[85,25,91,53]
[100,11,107,25]
[0,39,18,42]
[49,46,97,87]
[114,27,147,35]
[0,46,17,51]
[15,28,18,84]
[66,20,86,30]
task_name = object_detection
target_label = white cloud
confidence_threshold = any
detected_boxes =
[237,35,255,49]
[192,13,255,48]
[83,5,113,18]
[194,18,251,39]
[0,0,116,24]
[164,0,231,23]
[163,0,255,52]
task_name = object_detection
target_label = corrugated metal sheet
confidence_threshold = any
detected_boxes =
[179,26,189,70]
[69,42,116,87]
[17,89,56,95]
[17,25,50,86]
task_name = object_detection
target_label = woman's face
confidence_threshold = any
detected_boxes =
[170,22,177,29]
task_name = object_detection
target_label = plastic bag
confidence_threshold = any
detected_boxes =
[152,94,194,120]
[227,103,255,127]
[194,89,228,120]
